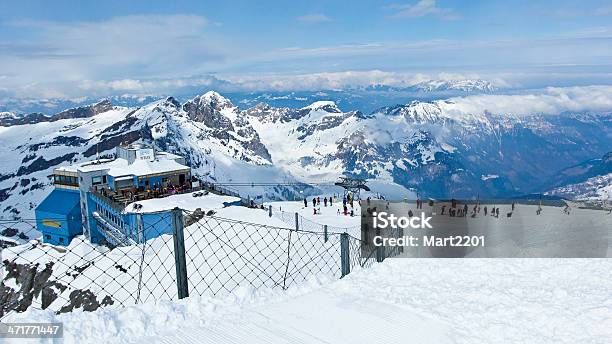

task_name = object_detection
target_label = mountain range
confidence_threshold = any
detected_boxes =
[1,90,611,219]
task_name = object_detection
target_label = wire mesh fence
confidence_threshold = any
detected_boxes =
[0,207,399,320]
[268,205,361,237]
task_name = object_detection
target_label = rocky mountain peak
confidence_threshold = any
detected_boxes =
[411,79,496,92]
[301,101,341,114]
[182,91,236,130]
[54,99,113,120]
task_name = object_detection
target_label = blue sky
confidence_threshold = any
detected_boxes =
[1,0,612,99]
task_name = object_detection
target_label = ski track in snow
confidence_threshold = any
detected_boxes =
[6,259,611,344]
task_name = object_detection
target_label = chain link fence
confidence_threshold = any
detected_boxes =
[268,205,361,238]
[0,208,400,320]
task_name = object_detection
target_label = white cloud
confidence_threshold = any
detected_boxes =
[443,86,612,116]
[388,0,459,20]
[297,14,332,23]
[222,70,507,91]
[0,15,231,98]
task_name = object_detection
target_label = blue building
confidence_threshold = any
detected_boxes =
[34,189,82,246]
[35,144,192,246]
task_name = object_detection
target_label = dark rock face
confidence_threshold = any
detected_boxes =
[0,100,113,127]
[83,131,142,157]
[0,260,57,316]
[58,290,114,313]
[16,153,77,176]
[182,93,272,163]
[53,99,113,121]
[0,260,115,317]
[183,94,235,132]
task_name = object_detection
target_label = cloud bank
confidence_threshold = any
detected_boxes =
[443,86,612,116]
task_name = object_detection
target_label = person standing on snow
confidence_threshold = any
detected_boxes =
[324,197,328,207]
[312,198,316,208]
[304,198,307,208]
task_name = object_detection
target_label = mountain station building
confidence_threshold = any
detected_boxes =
[35,144,192,246]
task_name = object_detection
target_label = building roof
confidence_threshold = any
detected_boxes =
[105,157,190,178]
[54,154,189,177]
[54,158,114,173]
[36,189,80,216]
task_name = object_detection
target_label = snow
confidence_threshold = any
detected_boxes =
[547,173,612,201]
[267,199,360,229]
[0,111,16,119]
[481,174,499,181]
[301,100,338,110]
[6,258,611,344]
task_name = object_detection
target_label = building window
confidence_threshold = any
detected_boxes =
[92,176,103,185]
[103,175,107,183]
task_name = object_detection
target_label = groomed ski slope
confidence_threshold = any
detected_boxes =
[7,258,611,344]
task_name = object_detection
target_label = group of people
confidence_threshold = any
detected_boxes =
[305,196,335,215]
[440,202,513,218]
[305,196,333,208]
[302,193,357,216]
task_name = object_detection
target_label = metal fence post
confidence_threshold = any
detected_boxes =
[171,207,189,299]
[324,225,328,243]
[340,233,350,277]
[295,212,299,230]
[376,228,384,262]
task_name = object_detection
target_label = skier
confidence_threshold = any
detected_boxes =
[441,205,446,215]
[312,198,316,208]
[317,196,320,205]
[484,206,488,216]
[304,198,307,208]
[495,207,500,218]
[329,196,332,206]
[324,197,328,207]
[463,204,469,217]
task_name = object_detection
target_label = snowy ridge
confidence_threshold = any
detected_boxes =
[411,79,496,92]
[546,173,612,201]
[1,91,612,222]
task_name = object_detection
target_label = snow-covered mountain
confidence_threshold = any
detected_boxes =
[546,174,612,201]
[1,91,611,219]
[245,98,611,199]
[409,79,496,93]
[545,152,612,201]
